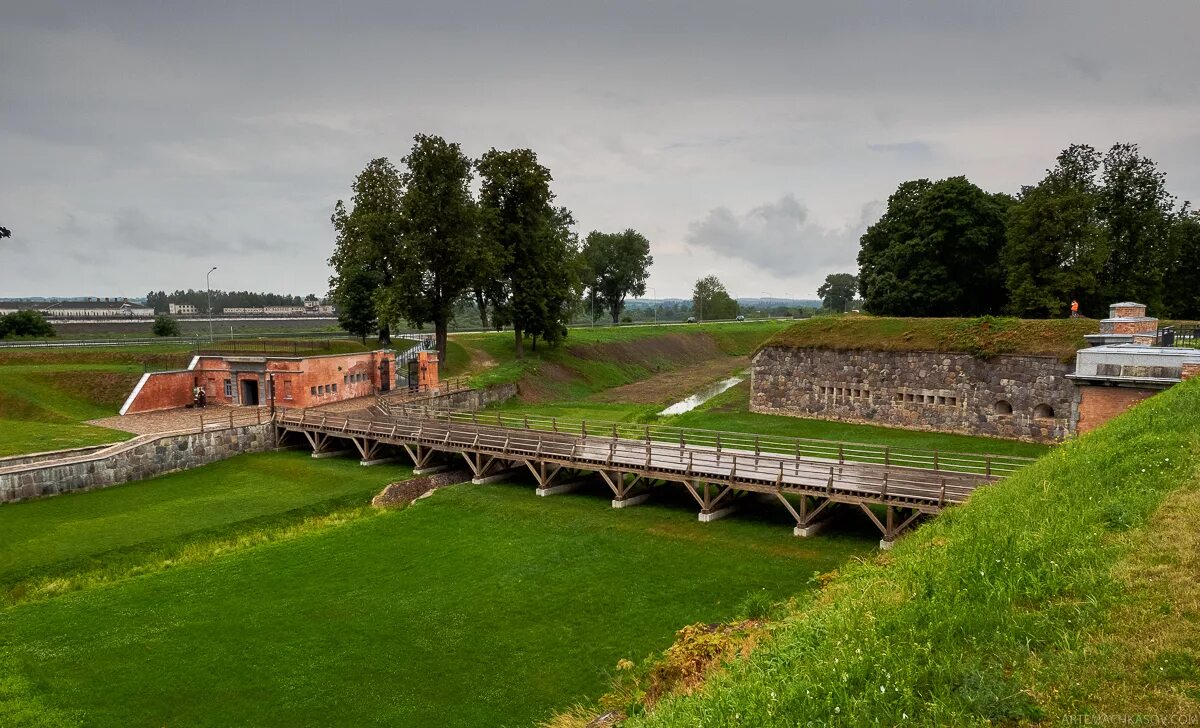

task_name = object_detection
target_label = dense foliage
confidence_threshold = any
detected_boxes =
[581,229,654,324]
[151,315,181,337]
[816,273,858,312]
[0,310,54,339]
[858,177,1011,316]
[861,142,1198,319]
[691,275,739,320]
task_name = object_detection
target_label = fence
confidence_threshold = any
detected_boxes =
[369,405,1034,477]
[197,407,270,432]
[1156,326,1200,348]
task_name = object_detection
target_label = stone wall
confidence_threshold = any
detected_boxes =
[751,348,1077,442]
[419,383,519,412]
[0,424,275,503]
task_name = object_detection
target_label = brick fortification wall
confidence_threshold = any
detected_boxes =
[751,348,1077,443]
[1076,387,1158,433]
[0,424,274,503]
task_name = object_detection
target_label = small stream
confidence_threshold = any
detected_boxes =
[658,375,745,416]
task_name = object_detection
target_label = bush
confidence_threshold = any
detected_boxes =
[0,310,54,339]
[152,315,182,337]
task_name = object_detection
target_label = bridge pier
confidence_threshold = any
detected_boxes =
[859,504,924,549]
[775,492,834,538]
[683,480,738,523]
[600,470,651,508]
[612,492,652,509]
[402,443,439,471]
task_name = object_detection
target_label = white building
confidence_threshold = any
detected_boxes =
[42,299,154,318]
[168,303,198,315]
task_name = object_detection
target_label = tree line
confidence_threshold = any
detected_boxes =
[144,290,319,314]
[329,134,652,360]
[855,142,1200,319]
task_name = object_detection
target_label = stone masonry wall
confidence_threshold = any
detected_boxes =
[0,424,275,503]
[751,348,1077,443]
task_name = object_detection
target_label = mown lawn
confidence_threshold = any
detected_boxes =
[0,450,870,727]
[491,381,1048,460]
[0,451,401,593]
[0,363,145,457]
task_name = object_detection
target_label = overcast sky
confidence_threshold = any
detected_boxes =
[2,1,1198,300]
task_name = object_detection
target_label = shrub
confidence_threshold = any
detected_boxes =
[0,310,54,339]
[152,315,182,337]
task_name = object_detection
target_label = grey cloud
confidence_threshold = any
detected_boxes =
[685,195,876,281]
[866,141,934,160]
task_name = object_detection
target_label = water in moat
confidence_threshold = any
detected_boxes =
[658,375,745,416]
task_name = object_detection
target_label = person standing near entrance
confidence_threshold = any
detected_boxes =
[1070,300,1080,318]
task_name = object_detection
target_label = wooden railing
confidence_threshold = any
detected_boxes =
[272,407,985,507]
[367,405,1034,478]
[374,377,473,414]
[197,407,270,432]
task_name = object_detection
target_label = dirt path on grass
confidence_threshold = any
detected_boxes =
[590,356,749,405]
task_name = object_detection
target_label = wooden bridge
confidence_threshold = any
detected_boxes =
[274,407,1033,546]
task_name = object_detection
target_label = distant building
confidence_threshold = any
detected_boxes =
[168,303,198,315]
[220,304,336,316]
[43,298,154,318]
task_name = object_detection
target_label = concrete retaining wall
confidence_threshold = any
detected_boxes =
[751,347,1078,442]
[0,424,275,504]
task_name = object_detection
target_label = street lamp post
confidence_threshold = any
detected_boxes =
[762,291,772,320]
[206,266,217,342]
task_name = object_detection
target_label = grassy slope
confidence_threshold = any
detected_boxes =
[765,315,1099,361]
[452,321,787,395]
[628,378,1200,726]
[0,451,402,596]
[0,454,870,728]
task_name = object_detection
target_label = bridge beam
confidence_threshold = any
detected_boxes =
[402,443,437,471]
[602,471,650,508]
[683,480,739,522]
[858,504,924,549]
[775,492,833,537]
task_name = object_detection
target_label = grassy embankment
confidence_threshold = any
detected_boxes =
[0,340,367,457]
[446,320,1050,459]
[0,449,871,727]
[557,375,1199,726]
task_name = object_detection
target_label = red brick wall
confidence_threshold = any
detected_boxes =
[121,351,397,415]
[1108,320,1157,335]
[1183,363,1200,381]
[122,371,198,414]
[1077,386,1159,433]
[1111,305,1147,318]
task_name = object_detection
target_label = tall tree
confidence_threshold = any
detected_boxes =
[328,158,403,344]
[1002,144,1107,317]
[692,275,738,320]
[1097,143,1176,311]
[376,134,481,366]
[476,148,578,357]
[334,266,381,343]
[1164,209,1200,319]
[817,273,858,312]
[580,229,653,324]
[858,176,1009,316]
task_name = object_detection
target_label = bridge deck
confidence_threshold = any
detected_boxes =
[274,407,1023,544]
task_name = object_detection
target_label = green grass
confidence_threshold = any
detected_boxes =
[765,315,1099,361]
[622,377,1200,726]
[456,321,787,398]
[0,451,401,594]
[0,363,147,457]
[490,382,1048,460]
[0,451,871,727]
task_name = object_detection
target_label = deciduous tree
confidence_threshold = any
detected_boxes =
[1097,143,1177,311]
[581,229,653,324]
[1164,209,1200,319]
[377,134,482,366]
[857,177,1009,316]
[817,273,858,312]
[0,310,54,339]
[328,158,403,344]
[334,266,381,343]
[476,148,578,357]
[1003,144,1107,317]
[692,275,738,320]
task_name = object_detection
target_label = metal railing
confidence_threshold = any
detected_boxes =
[1156,326,1199,348]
